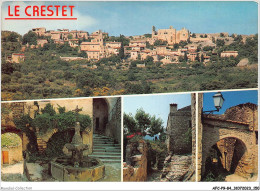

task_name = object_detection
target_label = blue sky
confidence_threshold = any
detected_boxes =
[124,93,191,128]
[203,90,258,115]
[2,1,258,35]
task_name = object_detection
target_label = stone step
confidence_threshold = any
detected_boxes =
[93,146,121,149]
[93,140,115,144]
[100,159,121,163]
[93,152,121,156]
[93,148,121,151]
[94,143,121,147]
[89,155,121,160]
[93,135,112,138]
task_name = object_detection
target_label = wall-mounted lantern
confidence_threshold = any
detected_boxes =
[204,92,225,114]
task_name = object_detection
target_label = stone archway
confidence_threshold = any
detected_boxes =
[204,137,247,180]
[201,117,257,180]
[1,127,29,153]
[1,131,24,165]
[93,98,109,135]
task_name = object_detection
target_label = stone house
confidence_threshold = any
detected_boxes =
[165,103,192,154]
[105,42,122,56]
[37,39,48,47]
[1,145,23,165]
[152,26,190,45]
[197,94,258,181]
[7,53,25,63]
[188,52,198,62]
[220,51,238,58]
[129,40,146,47]
[130,51,139,60]
[32,27,46,36]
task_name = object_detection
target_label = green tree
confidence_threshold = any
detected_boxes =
[184,52,188,62]
[201,54,205,62]
[119,42,124,59]
[22,31,37,45]
[216,39,225,47]
[68,34,73,39]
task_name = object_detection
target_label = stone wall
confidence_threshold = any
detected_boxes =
[201,121,256,179]
[166,104,192,154]
[104,98,121,143]
[197,93,203,181]
[123,140,148,181]
[191,93,196,177]
[1,145,23,165]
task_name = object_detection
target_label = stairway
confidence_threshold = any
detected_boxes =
[89,134,121,163]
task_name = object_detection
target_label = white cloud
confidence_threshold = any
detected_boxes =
[1,1,98,34]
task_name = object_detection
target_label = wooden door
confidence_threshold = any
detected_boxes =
[2,151,9,164]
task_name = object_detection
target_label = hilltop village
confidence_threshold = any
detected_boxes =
[6,26,254,66]
[1,26,258,100]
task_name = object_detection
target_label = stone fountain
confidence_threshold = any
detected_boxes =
[50,122,105,181]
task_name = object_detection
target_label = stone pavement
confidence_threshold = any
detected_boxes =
[1,162,27,182]
[98,163,121,182]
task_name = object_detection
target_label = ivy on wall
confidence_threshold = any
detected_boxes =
[13,103,92,158]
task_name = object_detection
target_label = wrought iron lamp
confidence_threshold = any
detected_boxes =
[203,92,225,114]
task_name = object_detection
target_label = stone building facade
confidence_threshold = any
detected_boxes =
[1,145,23,165]
[152,26,190,45]
[197,94,258,181]
[165,104,192,154]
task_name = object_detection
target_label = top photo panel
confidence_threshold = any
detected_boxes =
[1,1,258,101]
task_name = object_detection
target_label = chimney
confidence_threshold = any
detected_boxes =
[170,103,177,114]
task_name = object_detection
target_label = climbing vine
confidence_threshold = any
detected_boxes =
[13,103,92,158]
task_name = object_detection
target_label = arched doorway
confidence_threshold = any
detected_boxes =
[203,137,247,181]
[1,132,23,165]
[1,132,25,181]
[93,98,109,135]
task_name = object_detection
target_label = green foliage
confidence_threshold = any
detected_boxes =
[1,30,258,101]
[124,113,137,133]
[34,113,53,134]
[2,62,15,75]
[2,74,11,83]
[13,103,92,158]
[124,108,164,137]
[41,103,56,116]
[14,114,33,131]
[1,133,22,148]
[22,31,37,45]
[203,46,214,51]
[125,81,152,94]
[2,31,21,42]
[144,33,152,38]
[179,41,188,48]
[54,111,76,131]
[154,40,167,46]
[216,39,225,47]
[106,35,130,46]
[68,34,73,39]
[147,140,167,169]
[45,130,73,158]
[78,114,92,131]
[57,105,66,114]
[13,114,38,154]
